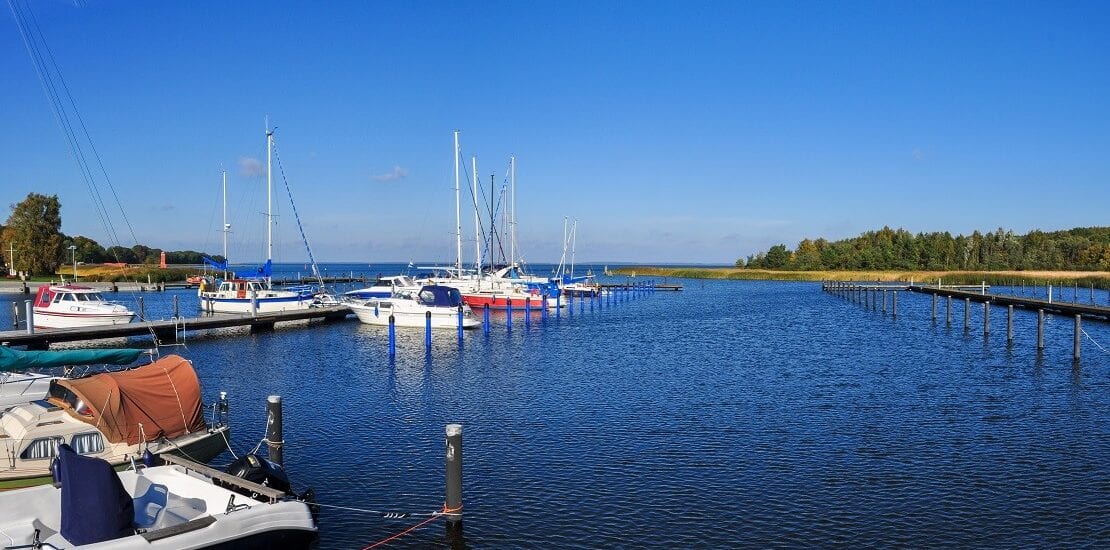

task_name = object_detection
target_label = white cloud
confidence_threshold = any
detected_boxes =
[370,165,408,182]
[238,156,265,178]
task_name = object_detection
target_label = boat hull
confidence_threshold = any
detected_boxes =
[462,293,561,310]
[32,309,135,329]
[199,294,314,314]
[350,302,479,329]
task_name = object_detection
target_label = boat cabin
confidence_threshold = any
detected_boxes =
[34,285,108,309]
[215,279,265,297]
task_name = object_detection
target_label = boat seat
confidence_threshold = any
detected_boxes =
[132,479,169,530]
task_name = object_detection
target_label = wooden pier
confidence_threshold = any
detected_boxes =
[600,282,683,291]
[0,305,351,349]
[907,285,1110,320]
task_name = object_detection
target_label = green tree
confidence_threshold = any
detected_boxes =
[3,193,63,276]
[764,244,791,269]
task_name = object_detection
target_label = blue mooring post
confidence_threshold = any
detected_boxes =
[483,304,490,334]
[568,292,574,316]
[506,299,513,332]
[525,297,532,327]
[580,292,585,314]
[457,305,464,342]
[542,296,549,320]
[388,314,396,357]
[556,292,561,319]
[425,311,432,349]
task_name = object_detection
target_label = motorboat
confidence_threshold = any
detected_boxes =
[0,354,231,490]
[32,285,135,329]
[344,275,420,300]
[0,444,316,548]
[0,347,145,411]
[350,285,480,329]
[199,276,316,314]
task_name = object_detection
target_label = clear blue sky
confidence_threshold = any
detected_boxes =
[2,1,1108,265]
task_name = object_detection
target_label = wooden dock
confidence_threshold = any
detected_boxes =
[0,305,351,349]
[600,283,683,291]
[906,285,1110,320]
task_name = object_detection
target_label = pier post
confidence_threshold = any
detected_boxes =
[483,304,490,333]
[556,292,561,319]
[172,295,180,318]
[24,300,34,334]
[249,290,257,316]
[388,315,396,357]
[981,281,986,295]
[506,300,513,331]
[1090,283,1094,303]
[568,293,574,316]
[444,424,463,524]
[892,291,897,317]
[1074,282,1078,303]
[882,290,887,314]
[590,291,595,312]
[932,294,937,321]
[138,296,145,322]
[946,296,952,326]
[983,301,990,336]
[1048,285,1053,304]
[580,292,585,314]
[1037,310,1044,350]
[458,305,464,342]
[1074,315,1081,361]
[426,311,433,348]
[266,395,284,467]
[525,298,532,328]
[1007,305,1014,344]
[11,302,18,329]
[964,298,970,330]
[542,297,549,320]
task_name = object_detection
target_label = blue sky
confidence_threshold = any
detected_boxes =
[2,1,1108,265]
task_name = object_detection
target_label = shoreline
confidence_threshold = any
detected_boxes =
[612,267,1110,286]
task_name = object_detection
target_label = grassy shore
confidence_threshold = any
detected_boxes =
[612,267,1110,288]
[46,264,193,283]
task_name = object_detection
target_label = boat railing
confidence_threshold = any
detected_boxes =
[158,453,287,503]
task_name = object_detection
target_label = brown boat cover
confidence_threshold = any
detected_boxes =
[55,354,207,445]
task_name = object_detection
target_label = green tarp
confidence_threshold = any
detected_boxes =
[0,347,143,372]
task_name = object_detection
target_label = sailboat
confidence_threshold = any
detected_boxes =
[199,125,317,314]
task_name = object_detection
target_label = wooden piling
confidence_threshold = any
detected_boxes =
[1037,310,1044,350]
[964,298,970,330]
[1074,315,1081,361]
[932,294,937,321]
[266,395,284,467]
[983,301,990,336]
[445,424,463,524]
[457,305,464,342]
[138,296,145,322]
[172,295,180,318]
[882,290,887,314]
[1007,305,1013,344]
[946,296,952,326]
[892,291,897,317]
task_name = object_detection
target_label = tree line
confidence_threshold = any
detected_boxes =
[1,193,223,276]
[739,226,1110,271]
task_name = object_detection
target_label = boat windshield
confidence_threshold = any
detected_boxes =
[76,293,104,302]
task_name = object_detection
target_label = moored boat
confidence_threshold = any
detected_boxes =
[0,354,230,490]
[32,285,135,329]
[0,346,145,410]
[350,285,480,329]
[344,275,420,300]
[199,276,316,314]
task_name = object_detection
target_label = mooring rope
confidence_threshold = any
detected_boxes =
[361,512,445,549]
[311,501,445,518]
[1081,328,1110,354]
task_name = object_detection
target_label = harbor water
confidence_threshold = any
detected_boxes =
[2,266,1108,548]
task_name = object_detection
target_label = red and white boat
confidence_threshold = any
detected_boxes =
[32,285,135,329]
[461,287,561,310]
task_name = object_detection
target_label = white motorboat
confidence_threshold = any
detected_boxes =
[0,354,230,489]
[0,371,53,411]
[0,445,316,548]
[32,285,135,329]
[350,285,480,329]
[344,275,420,300]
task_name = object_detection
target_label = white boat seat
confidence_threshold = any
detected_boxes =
[132,479,169,529]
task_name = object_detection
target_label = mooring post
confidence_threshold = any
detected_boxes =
[556,292,561,319]
[981,280,986,295]
[882,290,887,314]
[483,304,490,333]
[426,310,433,348]
[1048,285,1053,304]
[1074,315,1081,361]
[1007,305,1014,344]
[1037,310,1044,350]
[249,290,257,316]
[1089,283,1094,303]
[964,298,970,330]
[946,295,952,326]
[525,298,532,328]
[457,305,464,342]
[542,297,549,320]
[138,296,145,322]
[506,299,514,331]
[984,301,990,336]
[388,314,396,357]
[590,291,595,312]
[266,395,284,467]
[172,295,179,318]
[892,291,897,317]
[1074,282,1078,303]
[24,300,34,335]
[11,302,18,329]
[932,294,937,321]
[579,292,585,313]
[568,293,574,315]
[445,424,463,524]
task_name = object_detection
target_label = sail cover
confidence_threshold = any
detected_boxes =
[54,354,206,445]
[235,259,273,279]
[0,346,143,372]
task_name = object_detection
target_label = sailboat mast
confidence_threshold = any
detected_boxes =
[472,156,481,279]
[558,216,568,277]
[222,169,229,278]
[454,130,462,277]
[266,121,274,286]
[489,174,495,271]
[570,219,577,278]
[510,155,516,267]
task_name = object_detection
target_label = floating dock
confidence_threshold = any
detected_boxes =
[0,305,351,349]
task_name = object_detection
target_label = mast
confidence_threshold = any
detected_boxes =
[454,130,462,277]
[489,174,495,272]
[222,169,229,279]
[570,219,577,278]
[472,156,481,281]
[558,216,568,277]
[266,119,274,287]
[510,155,516,267]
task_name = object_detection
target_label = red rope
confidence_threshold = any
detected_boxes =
[361,514,443,549]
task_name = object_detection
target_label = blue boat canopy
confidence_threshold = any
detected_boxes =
[235,259,273,279]
[416,285,464,307]
[202,255,228,271]
[0,347,143,372]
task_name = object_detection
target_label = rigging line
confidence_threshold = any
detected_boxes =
[24,0,140,247]
[7,0,115,245]
[270,137,323,287]
[1081,328,1110,355]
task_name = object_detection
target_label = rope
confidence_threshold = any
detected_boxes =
[218,426,239,460]
[161,366,191,433]
[361,513,444,549]
[311,502,444,518]
[1081,328,1110,355]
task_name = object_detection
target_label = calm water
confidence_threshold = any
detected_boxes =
[3,267,1109,548]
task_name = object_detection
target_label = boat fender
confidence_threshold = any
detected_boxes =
[223,454,292,498]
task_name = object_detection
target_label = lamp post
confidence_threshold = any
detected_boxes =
[68,245,77,282]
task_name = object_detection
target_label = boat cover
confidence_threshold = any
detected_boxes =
[417,285,464,307]
[55,354,206,445]
[235,258,273,279]
[202,255,228,271]
[58,443,135,545]
[0,346,143,372]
